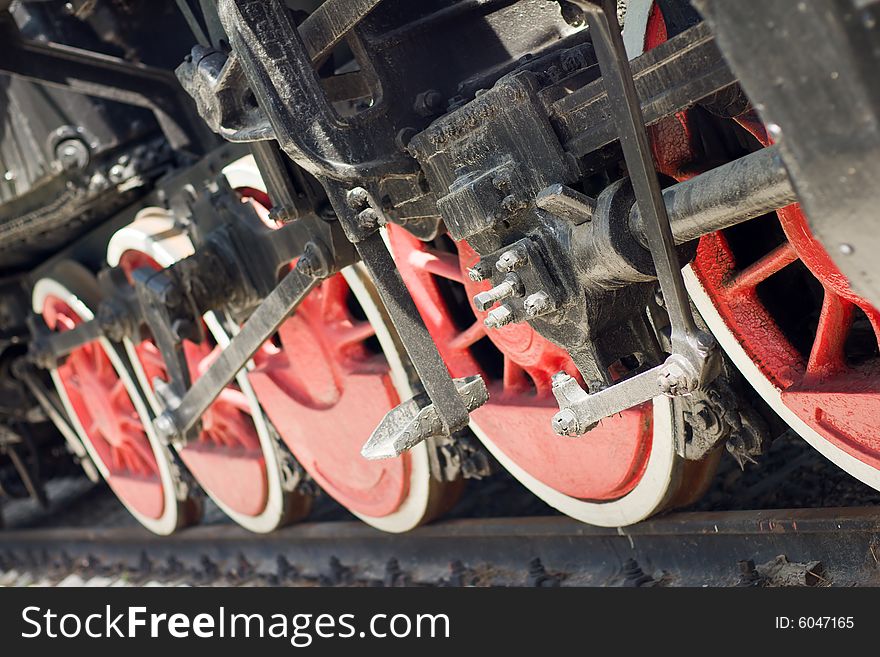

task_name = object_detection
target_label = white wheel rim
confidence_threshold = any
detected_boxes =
[106,210,291,533]
[228,157,441,532]
[32,275,184,535]
[468,398,679,527]
[685,266,880,491]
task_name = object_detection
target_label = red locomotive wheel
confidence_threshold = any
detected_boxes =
[107,210,310,532]
[221,159,458,532]
[685,119,880,489]
[32,261,196,534]
[246,264,458,531]
[640,0,880,491]
[248,272,408,517]
[387,226,711,526]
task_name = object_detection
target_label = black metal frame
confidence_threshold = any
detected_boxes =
[5,0,876,505]
[16,0,804,457]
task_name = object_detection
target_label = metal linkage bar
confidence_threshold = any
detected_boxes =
[629,144,795,248]
[355,232,473,436]
[580,0,701,349]
[0,17,214,153]
[154,265,321,443]
[28,319,104,370]
[552,0,718,436]
[299,0,385,66]
[551,21,736,159]
[12,361,100,484]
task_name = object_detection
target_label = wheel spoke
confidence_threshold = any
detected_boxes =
[215,387,252,413]
[330,320,377,348]
[90,345,107,376]
[449,320,486,351]
[118,413,143,431]
[805,290,853,380]
[120,432,155,475]
[502,356,530,394]
[726,242,798,294]
[139,344,168,373]
[109,378,126,400]
[408,248,465,284]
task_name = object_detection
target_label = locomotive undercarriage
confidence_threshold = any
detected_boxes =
[1,0,878,534]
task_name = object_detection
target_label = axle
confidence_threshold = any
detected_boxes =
[630,144,795,248]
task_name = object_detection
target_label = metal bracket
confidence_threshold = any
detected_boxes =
[324,183,487,458]
[551,0,718,436]
[154,260,323,444]
[27,314,104,370]
[361,376,489,460]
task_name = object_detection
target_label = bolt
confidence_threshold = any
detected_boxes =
[467,261,491,282]
[654,287,665,308]
[840,243,855,255]
[55,138,90,171]
[346,187,369,210]
[154,413,176,441]
[414,89,444,116]
[269,206,298,224]
[552,408,580,436]
[108,163,127,183]
[3,170,15,182]
[495,247,528,273]
[657,360,690,396]
[560,1,585,27]
[472,273,522,311]
[484,304,514,329]
[356,207,380,231]
[524,290,553,318]
[552,371,572,387]
[492,171,512,191]
[501,194,525,214]
[296,248,318,276]
[695,330,715,352]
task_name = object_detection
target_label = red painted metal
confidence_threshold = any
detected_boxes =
[42,295,165,519]
[646,4,880,470]
[231,186,410,519]
[247,273,410,517]
[118,251,269,517]
[388,227,654,500]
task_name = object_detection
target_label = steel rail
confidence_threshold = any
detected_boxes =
[2,508,880,586]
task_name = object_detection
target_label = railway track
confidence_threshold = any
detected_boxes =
[3,1,880,599]
[2,507,879,587]
[3,431,880,587]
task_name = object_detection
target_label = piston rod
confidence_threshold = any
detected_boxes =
[630,144,795,247]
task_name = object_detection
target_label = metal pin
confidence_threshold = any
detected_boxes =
[473,273,523,311]
[484,305,514,329]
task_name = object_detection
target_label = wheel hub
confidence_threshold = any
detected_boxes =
[388,226,655,501]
